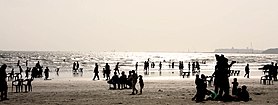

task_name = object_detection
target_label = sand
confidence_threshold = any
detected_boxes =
[1,77,278,105]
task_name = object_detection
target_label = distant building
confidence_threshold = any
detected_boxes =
[214,47,262,54]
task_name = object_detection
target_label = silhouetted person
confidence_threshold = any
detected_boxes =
[244,64,250,78]
[103,68,106,78]
[138,75,144,95]
[55,68,60,76]
[73,62,76,71]
[19,66,23,78]
[152,62,155,68]
[135,62,138,71]
[25,67,30,78]
[232,78,239,95]
[146,61,149,71]
[93,63,100,80]
[188,62,191,71]
[213,54,236,101]
[31,67,37,79]
[105,63,111,80]
[114,62,120,74]
[159,62,162,70]
[169,61,171,68]
[172,62,174,69]
[44,67,50,80]
[26,60,28,67]
[17,60,20,66]
[239,85,250,102]
[108,72,120,89]
[273,63,278,81]
[76,61,80,71]
[193,74,207,103]
[129,70,138,95]
[0,64,8,101]
[192,74,199,101]
[192,62,196,72]
[120,71,127,89]
[36,61,43,77]
[196,61,200,71]
[269,62,275,80]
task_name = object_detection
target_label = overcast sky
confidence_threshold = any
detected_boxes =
[0,0,278,52]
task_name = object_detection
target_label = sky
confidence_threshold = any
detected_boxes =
[0,0,278,52]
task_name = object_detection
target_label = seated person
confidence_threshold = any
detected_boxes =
[239,85,250,102]
[107,72,120,89]
[119,71,127,89]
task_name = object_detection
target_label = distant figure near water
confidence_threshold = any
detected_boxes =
[93,63,100,80]
[135,62,138,71]
[114,62,120,74]
[159,62,162,70]
[244,64,250,78]
[44,67,50,80]
[105,63,111,80]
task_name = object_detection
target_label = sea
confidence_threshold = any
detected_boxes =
[1,51,278,80]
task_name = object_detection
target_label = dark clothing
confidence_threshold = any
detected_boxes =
[232,82,239,95]
[44,68,49,80]
[244,65,250,78]
[93,65,99,80]
[239,90,250,102]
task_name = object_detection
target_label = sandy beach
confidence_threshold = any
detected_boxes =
[1,76,278,105]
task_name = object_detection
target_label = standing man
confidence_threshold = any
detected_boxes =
[44,67,50,80]
[159,62,162,70]
[105,63,111,80]
[0,64,8,101]
[93,63,100,80]
[244,64,250,78]
[135,62,138,71]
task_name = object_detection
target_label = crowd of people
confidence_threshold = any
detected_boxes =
[3,55,275,103]
[192,54,251,103]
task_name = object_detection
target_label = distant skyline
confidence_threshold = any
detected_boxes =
[1,0,278,52]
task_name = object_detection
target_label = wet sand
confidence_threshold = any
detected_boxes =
[1,76,278,105]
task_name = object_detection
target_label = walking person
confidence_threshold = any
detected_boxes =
[244,64,250,78]
[93,63,100,80]
[114,62,120,74]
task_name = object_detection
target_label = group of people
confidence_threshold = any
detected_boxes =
[107,70,144,95]
[193,54,248,102]
[264,62,278,81]
[192,73,250,102]
[72,61,80,72]
[188,61,201,73]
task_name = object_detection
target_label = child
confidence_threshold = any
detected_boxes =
[232,78,239,95]
[239,85,250,102]
[138,75,144,95]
